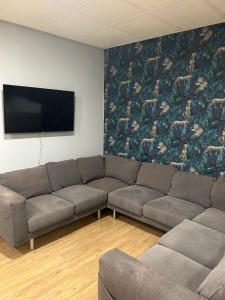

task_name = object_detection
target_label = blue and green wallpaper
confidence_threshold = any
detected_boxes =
[104,22,225,177]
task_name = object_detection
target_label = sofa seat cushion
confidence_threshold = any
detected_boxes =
[87,177,127,193]
[168,171,214,207]
[108,185,164,216]
[46,159,81,192]
[53,185,107,214]
[0,166,51,199]
[137,163,176,193]
[27,194,74,232]
[193,208,225,234]
[139,245,210,292]
[77,156,105,183]
[197,256,225,300]
[159,220,225,269]
[105,155,140,185]
[143,196,205,228]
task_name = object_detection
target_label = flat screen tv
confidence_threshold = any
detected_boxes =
[3,84,75,133]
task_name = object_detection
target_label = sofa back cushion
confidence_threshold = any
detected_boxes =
[168,171,214,207]
[77,155,105,183]
[105,155,140,185]
[211,178,225,211]
[197,256,225,300]
[0,166,51,198]
[136,163,176,193]
[46,159,81,192]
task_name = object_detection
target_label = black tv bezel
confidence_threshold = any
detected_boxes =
[3,84,75,134]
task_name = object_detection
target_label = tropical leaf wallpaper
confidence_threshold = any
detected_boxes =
[104,22,225,177]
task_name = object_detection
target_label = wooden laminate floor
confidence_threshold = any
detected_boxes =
[0,210,163,300]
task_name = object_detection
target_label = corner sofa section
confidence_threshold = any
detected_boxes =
[107,161,176,231]
[99,156,225,300]
[0,154,142,249]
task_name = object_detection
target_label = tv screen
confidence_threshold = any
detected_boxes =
[3,84,74,133]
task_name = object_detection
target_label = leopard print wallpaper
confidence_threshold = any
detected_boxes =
[104,23,225,177]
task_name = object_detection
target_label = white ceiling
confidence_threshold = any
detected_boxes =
[0,0,224,49]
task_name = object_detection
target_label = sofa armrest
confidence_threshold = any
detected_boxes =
[99,249,207,300]
[0,184,28,247]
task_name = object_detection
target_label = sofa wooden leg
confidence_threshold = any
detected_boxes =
[97,209,101,220]
[30,238,34,250]
[113,210,116,219]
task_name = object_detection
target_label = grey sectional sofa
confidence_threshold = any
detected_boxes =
[98,156,225,300]
[0,155,224,299]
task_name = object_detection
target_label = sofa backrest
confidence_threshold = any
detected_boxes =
[77,155,105,183]
[197,255,225,300]
[136,163,176,193]
[0,166,51,198]
[168,171,214,207]
[46,159,81,192]
[105,155,141,185]
[211,178,225,211]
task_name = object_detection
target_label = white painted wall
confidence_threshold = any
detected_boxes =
[0,21,104,172]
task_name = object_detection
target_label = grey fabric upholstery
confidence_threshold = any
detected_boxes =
[211,178,225,211]
[143,196,205,228]
[107,203,171,232]
[87,177,127,193]
[137,163,176,193]
[160,220,225,269]
[77,155,105,183]
[46,159,81,192]
[197,256,225,300]
[139,245,210,292]
[53,184,107,214]
[0,166,51,199]
[98,276,114,300]
[108,185,164,216]
[168,171,214,207]
[105,155,140,185]
[27,194,74,232]
[193,208,225,234]
[29,205,106,240]
[0,185,28,247]
[99,248,206,300]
